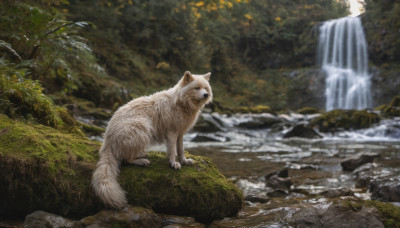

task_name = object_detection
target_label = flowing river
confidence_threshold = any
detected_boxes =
[148,112,400,225]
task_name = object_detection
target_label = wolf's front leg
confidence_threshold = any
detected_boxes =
[167,134,181,170]
[177,135,194,165]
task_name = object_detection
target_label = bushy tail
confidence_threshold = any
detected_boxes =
[91,150,127,208]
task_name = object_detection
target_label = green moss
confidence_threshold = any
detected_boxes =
[297,107,320,114]
[332,198,400,227]
[311,110,380,132]
[119,151,244,223]
[0,114,102,218]
[366,200,400,228]
[235,105,272,114]
[0,115,243,222]
[383,96,400,117]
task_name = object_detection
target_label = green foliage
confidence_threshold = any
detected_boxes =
[363,0,400,64]
[64,0,347,110]
[0,65,59,127]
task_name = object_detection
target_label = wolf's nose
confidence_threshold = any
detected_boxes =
[203,93,209,98]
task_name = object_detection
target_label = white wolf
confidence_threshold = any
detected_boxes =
[91,71,212,208]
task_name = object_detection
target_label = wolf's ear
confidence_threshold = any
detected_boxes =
[182,71,194,85]
[203,72,211,81]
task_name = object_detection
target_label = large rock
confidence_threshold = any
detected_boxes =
[354,164,400,202]
[293,197,384,228]
[311,109,380,132]
[79,206,162,227]
[119,152,243,223]
[341,153,380,171]
[0,114,243,223]
[23,211,75,228]
[283,124,322,139]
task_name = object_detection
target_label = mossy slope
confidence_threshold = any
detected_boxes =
[120,152,244,223]
[0,114,243,223]
[0,114,102,218]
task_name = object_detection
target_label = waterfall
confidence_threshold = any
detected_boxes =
[318,17,371,111]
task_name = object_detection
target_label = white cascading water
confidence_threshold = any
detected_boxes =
[318,16,371,111]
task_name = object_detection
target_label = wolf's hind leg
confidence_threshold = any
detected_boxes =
[128,158,150,166]
[177,135,194,165]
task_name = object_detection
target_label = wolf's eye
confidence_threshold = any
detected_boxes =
[195,87,200,90]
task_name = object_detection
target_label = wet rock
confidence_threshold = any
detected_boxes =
[288,163,319,170]
[341,153,380,171]
[210,204,299,227]
[237,114,282,129]
[353,163,379,187]
[191,133,230,142]
[160,214,205,228]
[265,168,289,179]
[354,164,400,202]
[293,197,384,228]
[244,195,270,203]
[23,211,75,228]
[193,114,224,132]
[282,123,322,139]
[319,188,355,198]
[266,175,292,190]
[79,206,162,227]
[267,189,289,197]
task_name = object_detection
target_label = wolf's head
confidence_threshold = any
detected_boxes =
[175,71,213,110]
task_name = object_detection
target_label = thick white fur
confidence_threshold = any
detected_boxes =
[91,71,212,208]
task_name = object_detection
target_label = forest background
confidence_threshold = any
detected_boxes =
[1,0,399,129]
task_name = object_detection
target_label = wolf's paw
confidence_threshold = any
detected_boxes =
[170,161,182,170]
[131,158,150,166]
[182,158,195,165]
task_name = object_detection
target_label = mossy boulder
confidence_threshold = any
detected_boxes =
[0,114,103,218]
[311,109,380,132]
[296,107,320,114]
[0,114,243,223]
[119,152,244,223]
[383,96,400,117]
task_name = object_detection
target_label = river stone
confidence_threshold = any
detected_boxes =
[160,214,205,228]
[193,114,224,132]
[237,114,282,129]
[191,133,230,142]
[79,206,162,227]
[354,164,400,202]
[244,195,270,203]
[266,175,292,190]
[319,188,355,198]
[265,168,289,179]
[267,189,289,197]
[282,123,322,139]
[23,211,75,228]
[341,153,380,171]
[293,197,384,228]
